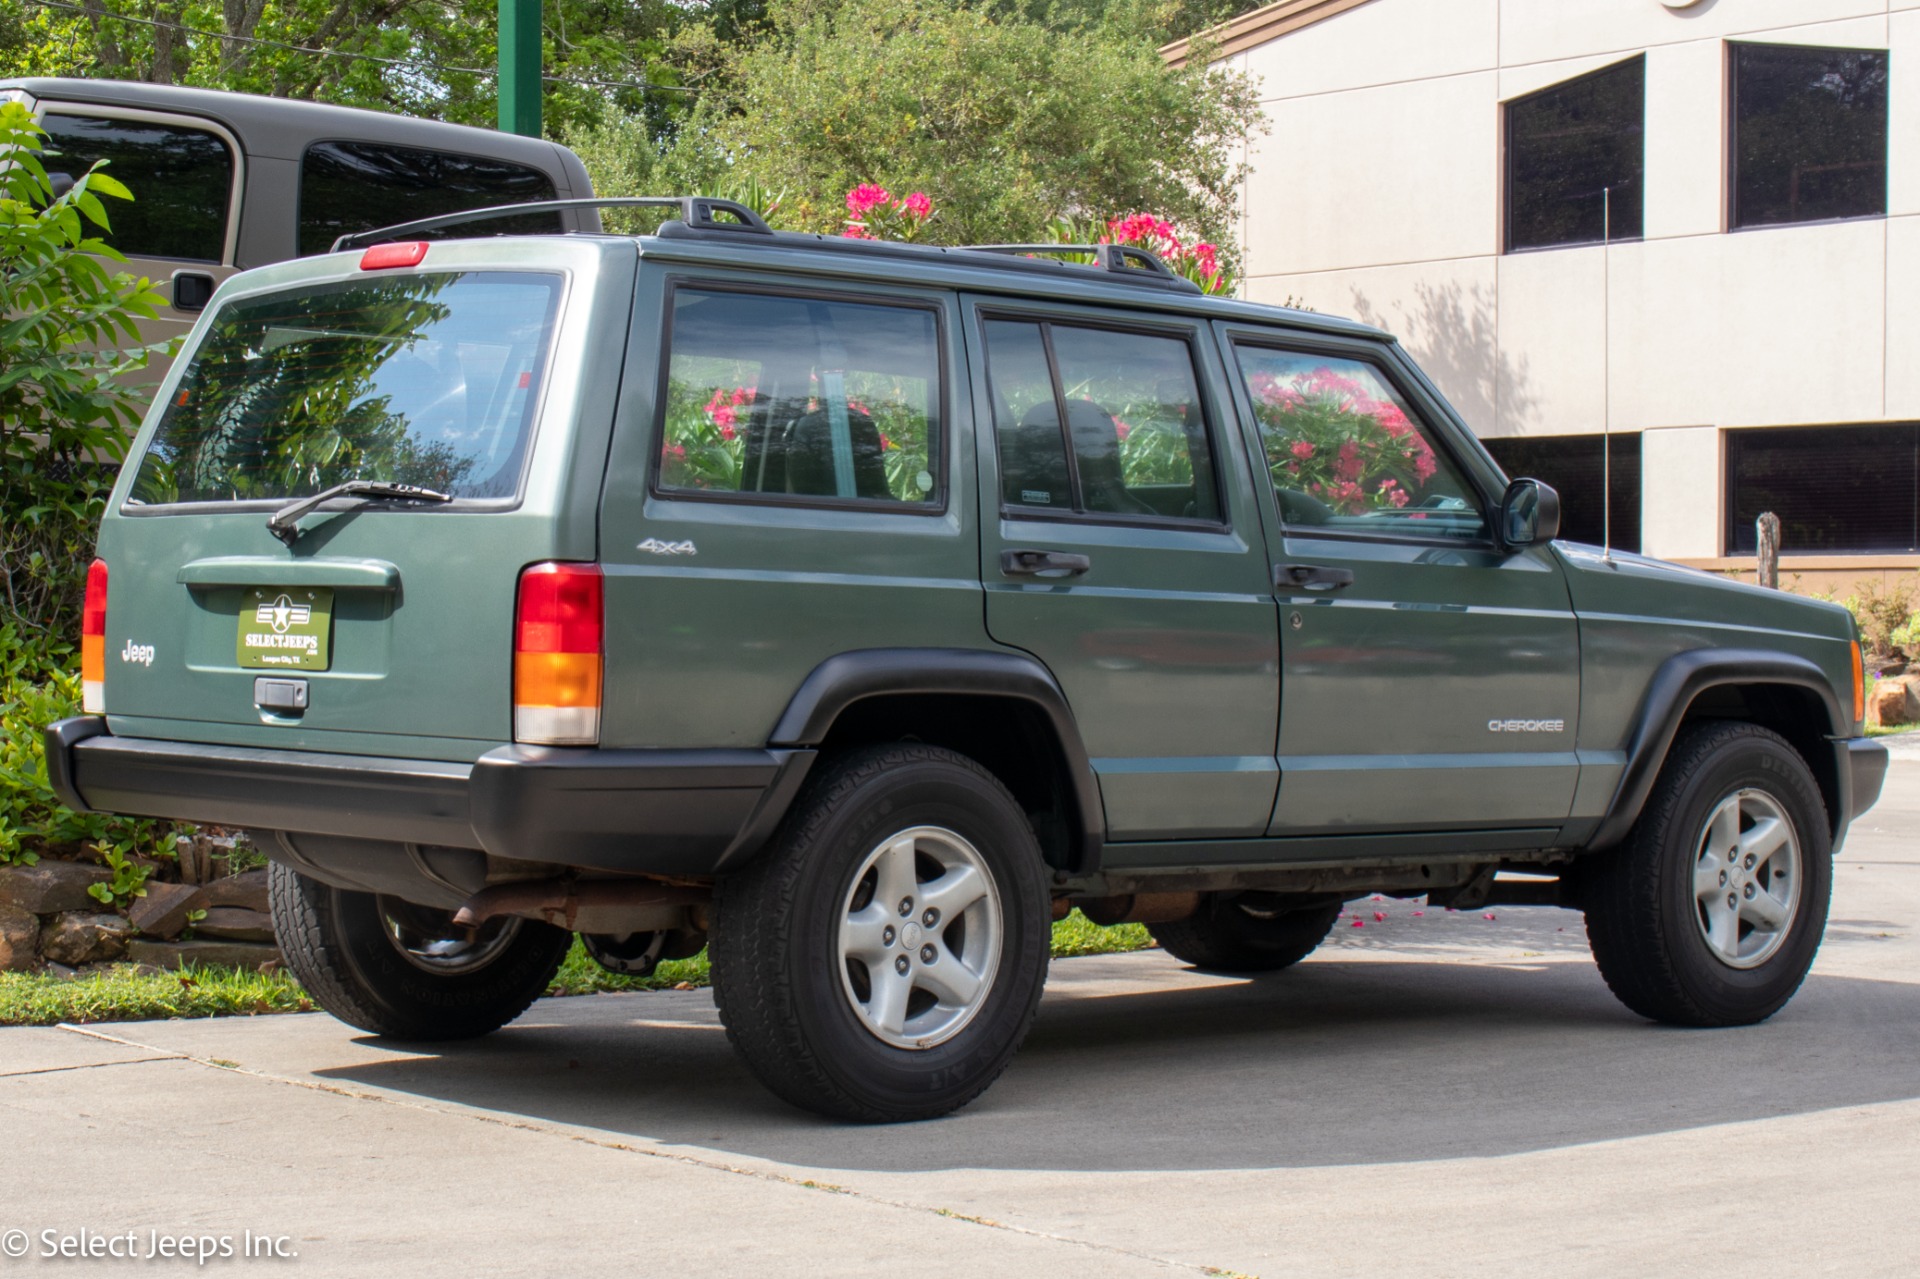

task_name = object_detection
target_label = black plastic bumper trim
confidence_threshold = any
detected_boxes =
[1844,735,1888,829]
[45,718,812,876]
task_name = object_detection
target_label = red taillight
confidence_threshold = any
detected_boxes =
[81,558,107,713]
[513,562,603,745]
[359,241,429,270]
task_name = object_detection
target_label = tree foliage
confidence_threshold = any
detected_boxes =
[657,0,1257,251]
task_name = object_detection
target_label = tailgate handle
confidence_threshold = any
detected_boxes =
[1000,549,1092,579]
[1277,563,1354,592]
[177,557,399,591]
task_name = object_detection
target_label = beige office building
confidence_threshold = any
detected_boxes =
[1169,0,1914,589]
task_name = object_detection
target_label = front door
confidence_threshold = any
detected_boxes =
[965,298,1279,841]
[1217,328,1582,836]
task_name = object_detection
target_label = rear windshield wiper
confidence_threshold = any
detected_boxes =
[267,481,452,546]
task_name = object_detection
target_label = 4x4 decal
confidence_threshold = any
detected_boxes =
[636,538,697,556]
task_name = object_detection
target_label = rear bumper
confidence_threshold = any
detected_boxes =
[45,717,814,876]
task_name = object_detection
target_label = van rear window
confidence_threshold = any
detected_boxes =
[128,271,562,506]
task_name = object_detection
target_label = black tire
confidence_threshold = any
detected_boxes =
[269,863,571,1041]
[1582,720,1832,1027]
[1148,894,1342,972]
[710,744,1051,1123]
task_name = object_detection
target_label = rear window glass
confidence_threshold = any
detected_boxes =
[41,113,233,262]
[128,271,562,506]
[299,141,560,256]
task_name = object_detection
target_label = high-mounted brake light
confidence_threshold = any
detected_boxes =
[514,562,603,746]
[359,241,429,271]
[81,558,108,714]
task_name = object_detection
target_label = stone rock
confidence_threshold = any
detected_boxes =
[196,869,269,914]
[193,907,276,944]
[125,938,282,971]
[1868,678,1920,727]
[0,860,111,914]
[0,904,40,972]
[129,881,201,940]
[39,911,135,965]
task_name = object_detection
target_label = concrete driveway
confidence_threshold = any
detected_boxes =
[5,756,1919,1278]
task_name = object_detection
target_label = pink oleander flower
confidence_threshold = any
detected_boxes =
[846,183,891,215]
[1113,418,1132,441]
[841,224,877,240]
[1290,440,1315,460]
[902,192,932,219]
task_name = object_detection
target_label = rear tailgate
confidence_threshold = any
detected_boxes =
[91,237,635,763]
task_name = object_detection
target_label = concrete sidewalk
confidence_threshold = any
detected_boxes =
[4,762,1918,1277]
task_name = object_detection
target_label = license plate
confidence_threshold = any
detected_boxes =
[236,587,334,671]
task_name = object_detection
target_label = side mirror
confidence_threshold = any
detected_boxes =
[1500,478,1561,548]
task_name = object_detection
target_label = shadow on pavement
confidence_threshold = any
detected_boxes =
[314,951,1920,1173]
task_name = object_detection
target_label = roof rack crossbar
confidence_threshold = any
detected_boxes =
[967,242,1180,280]
[331,196,773,253]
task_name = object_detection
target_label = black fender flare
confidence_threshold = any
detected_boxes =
[770,647,1105,869]
[1587,647,1847,851]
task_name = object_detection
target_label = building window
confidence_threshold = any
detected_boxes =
[1505,56,1644,252]
[1726,424,1917,554]
[298,141,559,256]
[1730,42,1888,230]
[1480,434,1641,553]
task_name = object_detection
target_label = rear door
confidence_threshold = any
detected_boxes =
[1216,325,1582,836]
[36,104,243,365]
[965,297,1278,841]
[93,239,634,762]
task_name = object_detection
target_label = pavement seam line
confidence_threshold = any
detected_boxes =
[0,1054,184,1079]
[53,1023,1238,1277]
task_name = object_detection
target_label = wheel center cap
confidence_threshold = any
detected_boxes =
[901,921,924,949]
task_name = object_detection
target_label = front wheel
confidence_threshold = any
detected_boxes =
[710,745,1051,1122]
[1581,720,1832,1027]
[269,864,571,1040]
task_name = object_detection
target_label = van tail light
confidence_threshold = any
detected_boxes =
[1852,639,1865,725]
[359,241,429,270]
[514,562,603,746]
[81,558,108,713]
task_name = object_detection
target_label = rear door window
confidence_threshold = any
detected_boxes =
[983,318,1221,522]
[299,141,560,256]
[40,112,234,262]
[128,271,563,505]
[654,286,943,508]
[1232,345,1487,540]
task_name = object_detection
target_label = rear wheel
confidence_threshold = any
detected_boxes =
[269,863,571,1040]
[1148,893,1342,972]
[1582,720,1832,1027]
[710,745,1051,1122]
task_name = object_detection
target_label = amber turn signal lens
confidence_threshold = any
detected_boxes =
[1852,639,1865,726]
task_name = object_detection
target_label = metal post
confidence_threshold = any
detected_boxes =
[1757,512,1781,589]
[498,0,542,137]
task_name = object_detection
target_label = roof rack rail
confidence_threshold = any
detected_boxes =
[331,196,772,253]
[968,242,1186,281]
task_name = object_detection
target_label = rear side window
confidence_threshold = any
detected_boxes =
[128,271,563,505]
[299,141,560,256]
[41,113,233,262]
[983,318,1220,522]
[655,287,942,507]
[1232,347,1487,540]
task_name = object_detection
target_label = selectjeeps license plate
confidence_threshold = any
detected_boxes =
[236,587,334,671]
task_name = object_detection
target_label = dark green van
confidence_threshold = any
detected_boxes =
[47,198,1888,1121]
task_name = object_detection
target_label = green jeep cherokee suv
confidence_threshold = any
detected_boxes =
[47,197,1889,1122]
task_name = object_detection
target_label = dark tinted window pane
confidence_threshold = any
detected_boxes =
[1731,42,1888,229]
[1505,56,1644,251]
[130,272,562,504]
[1727,424,1917,553]
[658,289,941,505]
[1047,326,1220,521]
[1480,433,1641,553]
[983,321,1071,510]
[299,141,559,256]
[41,114,233,261]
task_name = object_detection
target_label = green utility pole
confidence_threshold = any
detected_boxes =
[498,0,542,137]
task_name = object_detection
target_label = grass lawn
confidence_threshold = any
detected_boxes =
[0,910,1155,1027]
[1867,721,1918,737]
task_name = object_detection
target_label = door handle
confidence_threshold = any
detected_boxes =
[1001,548,1092,579]
[171,271,217,312]
[1276,563,1354,591]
